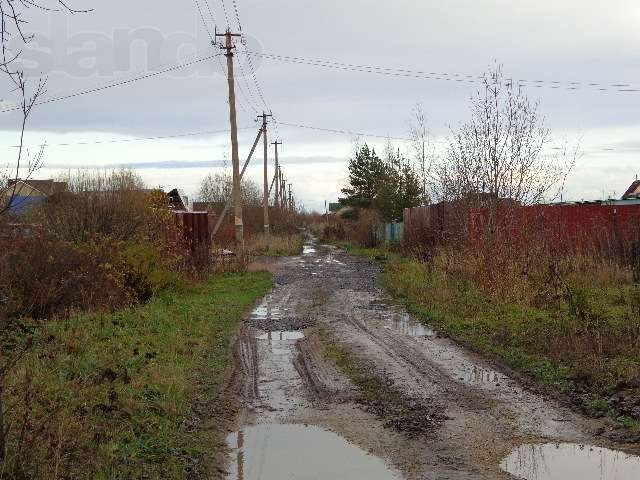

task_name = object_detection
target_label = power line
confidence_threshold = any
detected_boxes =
[201,0,218,28]
[242,46,271,111]
[193,0,260,115]
[235,58,262,113]
[221,0,261,113]
[231,0,242,31]
[0,54,221,114]
[246,50,640,93]
[193,0,215,43]
[218,0,230,27]
[3,126,256,149]
[277,121,414,142]
[231,1,271,112]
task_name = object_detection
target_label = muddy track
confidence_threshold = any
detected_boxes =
[225,239,638,480]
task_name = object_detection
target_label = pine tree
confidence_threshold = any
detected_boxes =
[340,144,384,208]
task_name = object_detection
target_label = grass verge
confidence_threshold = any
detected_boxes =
[378,253,640,433]
[1,272,272,479]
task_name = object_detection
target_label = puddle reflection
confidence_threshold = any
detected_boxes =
[227,424,399,480]
[257,331,305,341]
[501,443,640,480]
[250,297,282,321]
[385,312,436,338]
[464,365,500,384]
[303,245,317,255]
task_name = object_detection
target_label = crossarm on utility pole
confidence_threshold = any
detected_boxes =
[211,127,263,238]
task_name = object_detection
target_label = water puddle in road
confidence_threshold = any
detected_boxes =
[257,331,305,341]
[226,424,400,480]
[500,443,640,480]
[250,297,282,321]
[303,245,317,255]
[462,365,501,384]
[384,312,436,338]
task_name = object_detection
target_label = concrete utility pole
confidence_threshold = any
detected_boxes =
[257,112,272,235]
[216,28,243,244]
[271,140,282,208]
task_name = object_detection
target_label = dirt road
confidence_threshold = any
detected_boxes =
[225,239,638,479]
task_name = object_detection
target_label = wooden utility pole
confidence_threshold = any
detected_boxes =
[211,127,263,238]
[281,169,286,210]
[257,112,272,235]
[216,29,243,244]
[278,167,283,208]
[271,140,282,208]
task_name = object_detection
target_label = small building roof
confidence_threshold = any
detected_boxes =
[7,178,67,196]
[622,179,640,200]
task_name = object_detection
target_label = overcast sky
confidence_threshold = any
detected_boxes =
[1,0,639,210]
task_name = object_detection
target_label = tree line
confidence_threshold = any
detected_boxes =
[339,66,577,223]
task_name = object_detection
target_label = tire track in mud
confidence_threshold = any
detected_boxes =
[226,239,623,480]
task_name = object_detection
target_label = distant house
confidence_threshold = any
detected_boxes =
[191,201,224,213]
[623,178,640,200]
[1,178,68,214]
[167,188,190,211]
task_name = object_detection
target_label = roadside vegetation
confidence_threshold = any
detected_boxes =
[383,250,640,429]
[322,66,640,431]
[0,169,281,477]
[198,172,305,250]
[0,272,271,478]
[246,232,305,257]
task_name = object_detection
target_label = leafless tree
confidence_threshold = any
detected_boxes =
[0,0,91,216]
[0,0,90,464]
[199,171,262,208]
[409,103,433,205]
[431,65,575,209]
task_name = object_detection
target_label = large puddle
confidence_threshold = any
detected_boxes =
[226,424,400,480]
[501,443,640,480]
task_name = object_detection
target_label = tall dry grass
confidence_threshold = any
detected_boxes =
[385,241,640,421]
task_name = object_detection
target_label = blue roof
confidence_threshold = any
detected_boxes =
[7,195,44,214]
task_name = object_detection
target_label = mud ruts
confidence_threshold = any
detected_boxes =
[228,239,639,480]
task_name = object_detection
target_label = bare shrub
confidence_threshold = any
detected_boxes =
[432,65,573,207]
[0,238,133,321]
[30,170,152,243]
[322,209,383,248]
[246,232,304,257]
[1,1,90,218]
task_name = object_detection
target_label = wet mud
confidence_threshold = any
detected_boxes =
[228,238,639,479]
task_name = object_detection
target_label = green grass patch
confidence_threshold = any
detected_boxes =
[1,272,272,479]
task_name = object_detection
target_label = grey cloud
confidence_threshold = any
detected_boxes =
[43,155,346,170]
